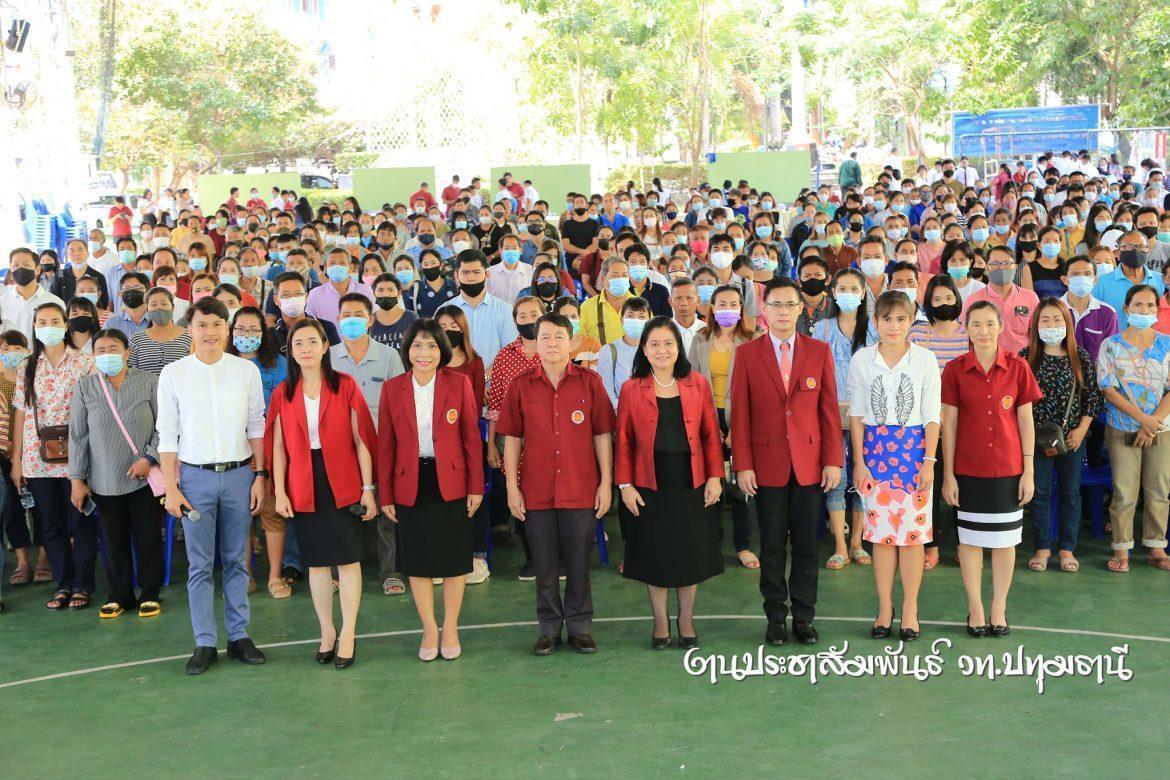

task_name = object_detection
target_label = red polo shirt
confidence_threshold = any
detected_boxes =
[410,189,436,209]
[496,362,616,510]
[940,348,1043,478]
[108,204,133,237]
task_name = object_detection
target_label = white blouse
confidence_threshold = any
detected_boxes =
[304,393,321,448]
[847,342,942,427]
[413,374,436,457]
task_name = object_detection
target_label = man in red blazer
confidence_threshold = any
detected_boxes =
[730,276,842,646]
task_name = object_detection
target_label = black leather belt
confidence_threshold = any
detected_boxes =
[182,459,252,473]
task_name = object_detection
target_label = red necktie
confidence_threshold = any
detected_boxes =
[780,341,792,392]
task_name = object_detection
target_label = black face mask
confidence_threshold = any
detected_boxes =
[969,267,987,281]
[849,220,863,231]
[418,234,436,246]
[444,328,464,349]
[527,224,544,235]
[375,296,398,311]
[121,289,145,309]
[928,302,962,322]
[460,280,486,298]
[492,213,505,221]
[942,170,954,178]
[40,264,57,274]
[535,280,559,298]
[421,266,443,282]
[378,242,395,251]
[801,278,827,296]
[573,207,587,217]
[69,315,97,333]
[597,239,610,251]
[10,268,35,286]
[1119,249,1146,269]
[1138,225,1159,239]
[1018,240,1038,253]
[517,322,538,341]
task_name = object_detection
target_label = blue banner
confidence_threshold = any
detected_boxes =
[952,106,1100,158]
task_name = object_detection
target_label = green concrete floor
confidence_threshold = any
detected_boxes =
[0,519,1165,778]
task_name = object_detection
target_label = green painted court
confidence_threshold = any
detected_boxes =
[0,524,1164,778]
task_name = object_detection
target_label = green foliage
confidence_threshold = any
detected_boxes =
[604,164,706,196]
[304,189,353,210]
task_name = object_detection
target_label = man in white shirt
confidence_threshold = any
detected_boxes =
[486,234,533,304]
[87,228,118,275]
[956,156,979,188]
[157,296,268,675]
[2,248,65,340]
[523,180,540,212]
[669,277,705,354]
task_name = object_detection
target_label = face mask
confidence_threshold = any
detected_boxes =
[709,251,733,269]
[989,268,1014,286]
[928,302,962,322]
[709,198,721,208]
[947,265,970,280]
[189,257,207,272]
[10,267,38,287]
[887,228,905,241]
[813,224,827,236]
[70,315,97,332]
[338,316,368,340]
[849,220,864,232]
[713,310,741,328]
[94,353,124,377]
[826,235,845,249]
[971,228,990,243]
[697,284,715,304]
[761,200,773,210]
[801,278,827,296]
[117,249,136,265]
[422,266,444,282]
[121,289,145,309]
[534,280,559,299]
[444,329,465,349]
[1120,248,1148,269]
[860,258,886,278]
[270,250,287,263]
[622,318,646,340]
[1038,327,1067,345]
[834,292,862,312]
[1128,312,1157,330]
[589,214,600,222]
[1094,219,1111,232]
[732,237,745,251]
[88,240,103,253]
[35,326,66,346]
[460,280,486,298]
[753,225,773,239]
[1040,243,1061,259]
[892,287,917,301]
[501,249,521,266]
[1138,225,1159,240]
[1157,231,1170,244]
[1095,262,1115,278]
[573,208,587,217]
[1116,221,1133,232]
[78,292,100,305]
[0,352,28,369]
[418,234,436,246]
[690,239,709,255]
[233,334,262,353]
[607,277,630,296]
[873,200,886,211]
[628,265,650,283]
[1066,275,1094,297]
[1018,240,1038,253]
[993,224,1010,235]
[241,265,262,279]
[215,271,240,286]
[516,322,538,341]
[325,265,350,284]
[713,222,727,233]
[924,229,941,242]
[279,296,306,318]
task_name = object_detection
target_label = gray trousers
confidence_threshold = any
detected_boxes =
[376,515,399,580]
[526,508,595,636]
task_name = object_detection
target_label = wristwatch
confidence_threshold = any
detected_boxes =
[361,484,376,492]
[253,469,270,479]
[617,483,632,490]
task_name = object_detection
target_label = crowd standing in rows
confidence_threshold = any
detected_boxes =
[3,156,1169,673]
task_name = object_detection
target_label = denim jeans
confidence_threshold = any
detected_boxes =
[1030,441,1084,552]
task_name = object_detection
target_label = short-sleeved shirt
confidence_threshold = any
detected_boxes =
[330,338,406,425]
[370,310,419,353]
[908,321,968,372]
[1093,267,1166,330]
[940,348,1043,478]
[12,349,97,478]
[962,284,1040,355]
[495,362,616,510]
[561,217,601,252]
[1095,333,1170,432]
[485,338,540,421]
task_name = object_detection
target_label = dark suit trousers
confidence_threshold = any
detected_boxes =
[525,508,594,636]
[756,475,823,623]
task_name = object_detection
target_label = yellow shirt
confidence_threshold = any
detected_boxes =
[579,291,633,346]
[1060,226,1085,260]
[709,346,731,409]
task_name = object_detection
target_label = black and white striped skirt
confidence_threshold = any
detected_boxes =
[954,474,1023,548]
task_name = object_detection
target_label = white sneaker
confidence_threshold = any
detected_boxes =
[466,557,490,585]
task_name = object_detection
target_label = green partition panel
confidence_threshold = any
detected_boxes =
[488,165,591,206]
[707,151,811,202]
[196,173,300,211]
[352,167,437,210]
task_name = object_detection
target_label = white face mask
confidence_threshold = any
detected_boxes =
[452,240,471,254]
[709,251,733,269]
[278,296,306,318]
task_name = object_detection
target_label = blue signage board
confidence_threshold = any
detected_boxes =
[952,105,1100,158]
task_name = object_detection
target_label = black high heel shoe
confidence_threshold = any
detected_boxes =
[676,619,698,650]
[966,614,988,638]
[651,634,671,650]
[899,623,920,642]
[316,640,337,664]
[989,622,1011,637]
[335,637,356,669]
[871,607,895,639]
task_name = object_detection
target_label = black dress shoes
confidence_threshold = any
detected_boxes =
[899,626,920,642]
[568,634,597,654]
[316,641,337,664]
[765,620,788,646]
[651,634,671,650]
[226,638,266,665]
[335,638,356,669]
[676,620,698,650]
[532,634,561,656]
[966,614,988,638]
[186,646,218,675]
[792,620,819,645]
[871,608,895,639]
[989,623,1011,637]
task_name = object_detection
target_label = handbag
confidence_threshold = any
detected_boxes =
[32,402,69,464]
[1035,380,1077,458]
[98,374,167,496]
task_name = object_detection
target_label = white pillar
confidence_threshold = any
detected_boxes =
[786,0,808,145]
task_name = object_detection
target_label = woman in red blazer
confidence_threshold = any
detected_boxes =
[266,319,378,670]
[615,316,723,650]
[378,318,484,662]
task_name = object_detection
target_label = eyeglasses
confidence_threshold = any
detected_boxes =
[764,301,802,311]
[233,328,262,337]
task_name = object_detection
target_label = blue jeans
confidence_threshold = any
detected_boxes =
[825,432,853,512]
[1030,442,1084,552]
[179,464,253,647]
[282,523,303,572]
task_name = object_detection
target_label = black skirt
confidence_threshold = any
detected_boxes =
[397,458,473,578]
[622,452,723,588]
[291,450,363,567]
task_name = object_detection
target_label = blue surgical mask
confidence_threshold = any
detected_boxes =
[338,316,369,340]
[326,265,350,283]
[971,228,990,243]
[834,292,862,312]
[947,265,970,280]
[35,326,66,346]
[79,292,100,305]
[607,277,630,296]
[233,335,262,353]
[0,352,28,369]
[733,237,745,251]
[501,249,521,266]
[622,318,645,340]
[755,225,773,239]
[924,229,941,242]
[1066,275,1094,297]
[873,200,886,211]
[713,222,727,233]
[118,249,135,264]
[628,265,649,282]
[271,251,287,263]
[94,353,124,376]
[993,224,1010,235]
[454,219,467,229]
[188,257,207,272]
[1041,243,1061,259]
[697,284,715,304]
[887,228,905,241]
[395,270,414,286]
[1128,312,1157,330]
[1094,219,1111,232]
[219,273,240,286]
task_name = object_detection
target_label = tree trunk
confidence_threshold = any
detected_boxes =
[91,0,118,164]
[574,43,585,163]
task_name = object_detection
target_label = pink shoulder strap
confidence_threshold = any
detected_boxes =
[98,375,141,458]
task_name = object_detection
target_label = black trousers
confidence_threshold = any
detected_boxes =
[28,477,96,594]
[490,466,532,560]
[525,508,594,636]
[0,455,34,550]
[94,486,164,606]
[756,477,823,623]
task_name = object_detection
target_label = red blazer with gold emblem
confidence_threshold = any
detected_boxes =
[729,333,843,488]
[377,368,484,507]
[614,373,723,490]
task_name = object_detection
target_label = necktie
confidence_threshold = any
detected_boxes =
[780,341,792,392]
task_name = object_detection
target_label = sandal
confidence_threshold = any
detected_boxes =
[922,554,940,571]
[737,550,760,569]
[99,602,124,619]
[1107,557,1129,573]
[138,601,161,618]
[46,590,71,610]
[1028,554,1050,572]
[281,566,303,585]
[1147,556,1170,571]
[382,577,405,596]
[33,564,53,584]
[1059,557,1080,572]
[68,592,90,610]
[8,565,31,586]
[267,579,292,599]
[825,553,848,570]
[849,548,872,566]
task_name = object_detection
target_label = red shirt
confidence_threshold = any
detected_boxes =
[108,204,133,237]
[496,362,616,510]
[507,182,525,202]
[246,197,267,211]
[485,339,540,421]
[410,189,436,209]
[615,374,723,490]
[940,348,1043,478]
[446,356,485,414]
[441,184,461,206]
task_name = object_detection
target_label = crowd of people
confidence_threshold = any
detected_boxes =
[2,155,1169,674]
